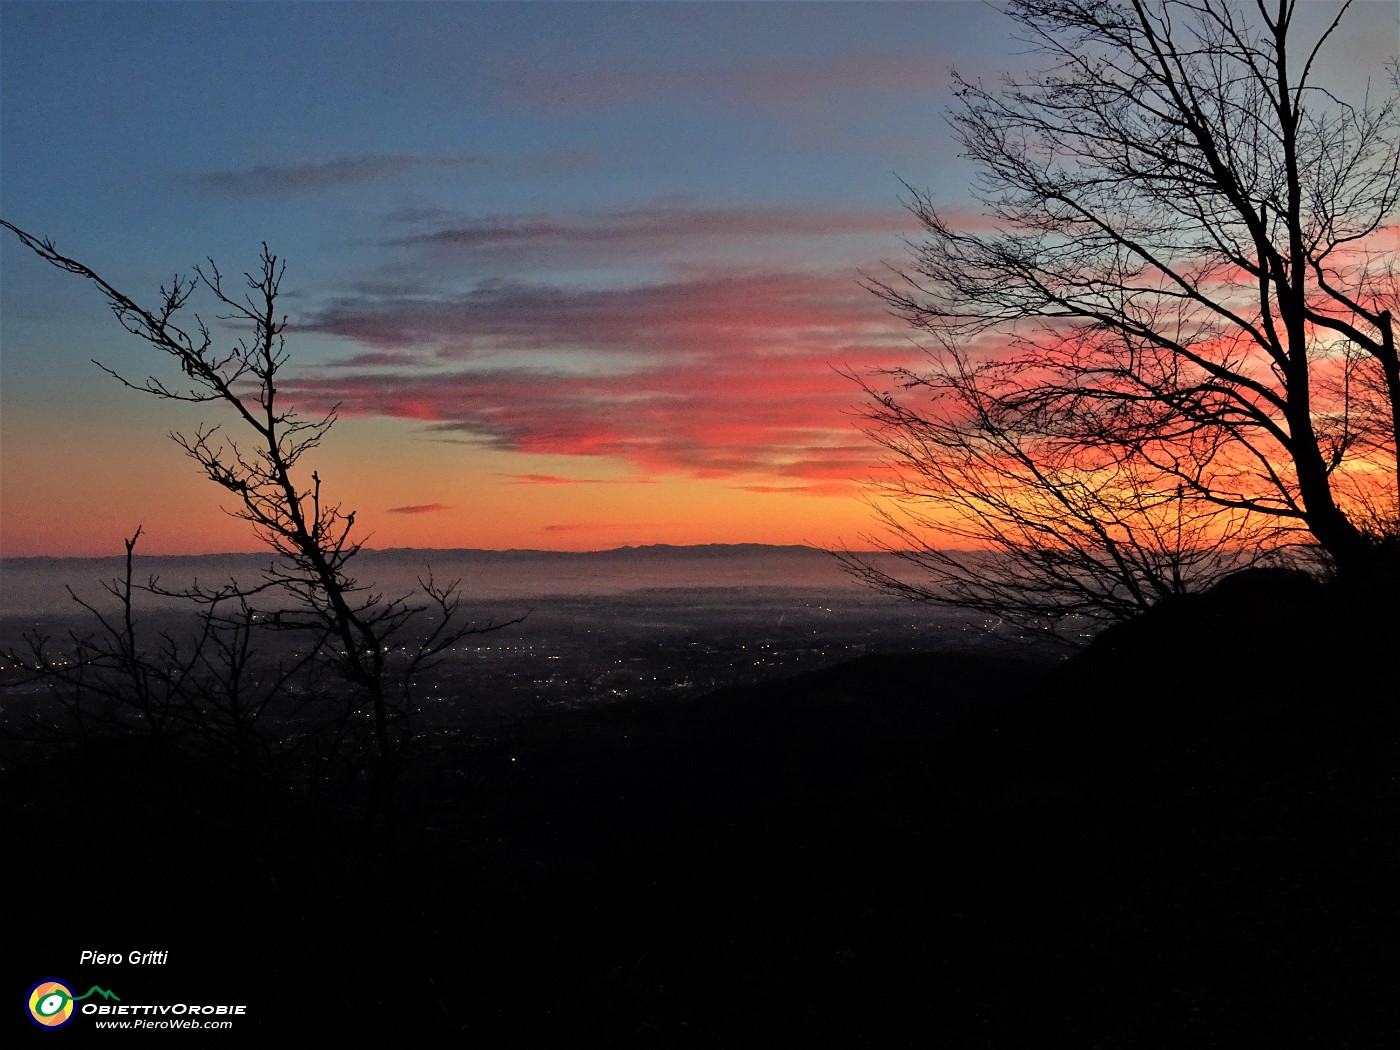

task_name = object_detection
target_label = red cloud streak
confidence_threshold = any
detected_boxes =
[291,270,910,486]
[499,474,656,485]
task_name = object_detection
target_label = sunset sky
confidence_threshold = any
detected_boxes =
[3,1,1395,557]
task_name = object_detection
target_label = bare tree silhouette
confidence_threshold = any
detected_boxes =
[848,0,1400,627]
[1,224,520,810]
[2,527,339,783]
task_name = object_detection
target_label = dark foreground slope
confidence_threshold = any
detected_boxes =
[4,570,1396,1045]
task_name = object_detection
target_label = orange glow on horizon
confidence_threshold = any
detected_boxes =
[0,414,909,557]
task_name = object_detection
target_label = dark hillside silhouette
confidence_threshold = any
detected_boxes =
[5,568,1393,1044]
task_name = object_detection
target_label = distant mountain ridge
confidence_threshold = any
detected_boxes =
[366,542,835,559]
[4,543,859,566]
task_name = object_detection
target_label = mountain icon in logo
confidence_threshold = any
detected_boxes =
[27,980,120,1029]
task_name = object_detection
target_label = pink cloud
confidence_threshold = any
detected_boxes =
[306,269,903,355]
[731,482,859,497]
[286,269,913,485]
[499,474,656,486]
[330,350,432,369]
